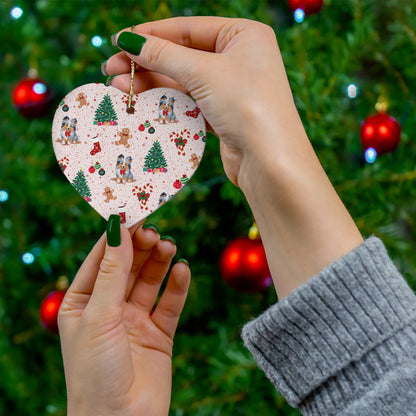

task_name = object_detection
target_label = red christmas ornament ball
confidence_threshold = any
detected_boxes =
[287,0,324,14]
[360,113,401,155]
[13,77,52,118]
[173,179,182,189]
[220,237,272,293]
[40,290,66,332]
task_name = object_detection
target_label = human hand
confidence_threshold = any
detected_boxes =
[104,17,363,299]
[58,216,190,416]
[104,17,362,299]
[104,16,304,187]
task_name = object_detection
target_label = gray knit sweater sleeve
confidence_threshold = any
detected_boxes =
[241,237,416,415]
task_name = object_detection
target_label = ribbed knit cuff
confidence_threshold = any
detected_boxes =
[241,237,416,413]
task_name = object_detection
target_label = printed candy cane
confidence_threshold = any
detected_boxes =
[170,129,190,156]
[132,183,153,210]
[121,93,136,108]
[58,157,69,172]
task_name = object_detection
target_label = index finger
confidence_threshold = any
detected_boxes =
[122,16,232,52]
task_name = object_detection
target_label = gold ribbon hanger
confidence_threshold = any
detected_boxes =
[127,25,137,114]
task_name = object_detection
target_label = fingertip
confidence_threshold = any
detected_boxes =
[150,257,191,339]
[116,31,147,56]
[177,258,190,268]
[132,222,160,249]
[120,223,132,240]
[105,216,132,255]
[142,223,160,234]
[128,220,144,237]
[101,60,108,76]
[110,30,127,47]
[160,235,177,245]
[106,214,121,247]
[172,260,191,289]
[108,74,130,93]
[104,223,133,263]
[158,237,178,260]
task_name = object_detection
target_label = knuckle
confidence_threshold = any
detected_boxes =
[180,27,193,47]
[98,256,123,279]
[159,304,179,320]
[252,20,276,38]
[262,23,277,39]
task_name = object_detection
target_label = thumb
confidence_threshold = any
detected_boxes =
[116,31,207,92]
[88,215,133,310]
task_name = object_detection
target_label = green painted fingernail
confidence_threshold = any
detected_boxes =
[161,235,176,245]
[178,258,189,266]
[107,214,121,247]
[100,60,108,76]
[142,223,160,233]
[105,76,115,86]
[117,32,147,55]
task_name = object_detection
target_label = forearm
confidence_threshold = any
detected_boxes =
[238,112,363,298]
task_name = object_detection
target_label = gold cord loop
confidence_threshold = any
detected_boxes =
[127,26,137,114]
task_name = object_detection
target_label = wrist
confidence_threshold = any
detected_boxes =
[237,119,363,298]
[237,109,310,194]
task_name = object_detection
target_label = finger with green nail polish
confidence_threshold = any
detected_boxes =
[117,32,147,56]
[161,236,176,245]
[107,214,121,247]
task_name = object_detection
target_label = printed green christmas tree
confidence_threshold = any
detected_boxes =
[72,169,92,200]
[143,140,168,172]
[94,93,118,125]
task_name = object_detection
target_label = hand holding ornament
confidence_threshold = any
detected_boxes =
[106,16,362,298]
[58,218,190,416]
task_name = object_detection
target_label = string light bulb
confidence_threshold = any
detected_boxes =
[294,9,305,23]
[22,252,35,264]
[347,84,358,99]
[0,190,9,202]
[10,7,23,19]
[91,36,103,47]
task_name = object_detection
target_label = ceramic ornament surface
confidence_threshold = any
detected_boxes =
[52,83,206,228]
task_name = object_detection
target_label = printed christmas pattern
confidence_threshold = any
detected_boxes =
[143,140,168,173]
[72,169,92,201]
[94,93,118,126]
[52,83,206,228]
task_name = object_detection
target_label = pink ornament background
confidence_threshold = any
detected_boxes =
[52,83,206,228]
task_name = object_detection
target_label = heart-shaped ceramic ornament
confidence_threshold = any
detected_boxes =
[52,83,206,228]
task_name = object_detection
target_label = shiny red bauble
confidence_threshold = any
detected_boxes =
[360,113,401,155]
[287,0,324,14]
[40,290,66,332]
[13,77,52,118]
[220,237,272,293]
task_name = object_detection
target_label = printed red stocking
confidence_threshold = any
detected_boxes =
[90,137,101,155]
